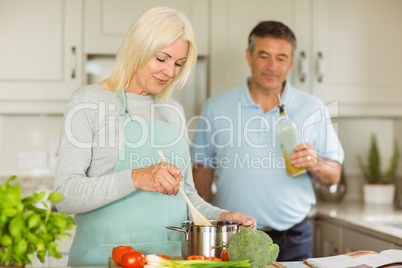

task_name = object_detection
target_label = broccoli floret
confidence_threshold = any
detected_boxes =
[227,227,280,268]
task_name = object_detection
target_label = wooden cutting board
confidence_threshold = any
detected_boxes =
[108,257,287,268]
[108,256,183,268]
[269,262,288,268]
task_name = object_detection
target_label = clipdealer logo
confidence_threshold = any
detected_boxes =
[63,102,188,149]
[63,99,342,168]
[192,151,285,170]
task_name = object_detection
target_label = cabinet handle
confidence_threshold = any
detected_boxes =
[298,51,308,83]
[316,51,325,83]
[71,46,77,79]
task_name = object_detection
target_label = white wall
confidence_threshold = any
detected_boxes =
[0,114,63,178]
[0,114,63,195]
[336,117,402,201]
[338,118,399,176]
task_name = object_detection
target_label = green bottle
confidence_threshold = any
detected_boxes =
[276,94,306,178]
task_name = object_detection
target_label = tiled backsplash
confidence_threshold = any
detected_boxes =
[0,114,63,178]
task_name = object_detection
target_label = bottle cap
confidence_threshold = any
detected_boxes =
[276,94,285,113]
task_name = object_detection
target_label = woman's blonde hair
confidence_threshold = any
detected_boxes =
[104,7,197,100]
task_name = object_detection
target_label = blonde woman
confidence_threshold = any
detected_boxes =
[55,7,256,265]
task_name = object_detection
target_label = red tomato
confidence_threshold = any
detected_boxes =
[112,246,135,266]
[121,251,146,268]
[158,254,171,260]
[221,248,229,261]
[205,256,222,261]
[187,255,205,260]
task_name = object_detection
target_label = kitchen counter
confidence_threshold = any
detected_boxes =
[311,201,402,245]
[57,263,307,268]
[43,202,402,268]
[280,262,306,267]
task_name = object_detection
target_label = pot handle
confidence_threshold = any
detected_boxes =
[165,226,189,240]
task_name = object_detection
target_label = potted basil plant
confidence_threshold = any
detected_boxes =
[0,175,75,267]
[358,134,400,205]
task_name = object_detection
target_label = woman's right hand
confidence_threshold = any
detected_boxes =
[131,162,183,195]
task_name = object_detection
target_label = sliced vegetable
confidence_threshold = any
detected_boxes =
[158,254,171,260]
[145,254,250,267]
[187,256,221,261]
[187,255,205,260]
[205,256,222,261]
[221,249,229,262]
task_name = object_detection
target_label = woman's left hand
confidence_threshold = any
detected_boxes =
[219,211,257,230]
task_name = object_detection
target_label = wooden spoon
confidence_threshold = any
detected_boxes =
[158,150,212,226]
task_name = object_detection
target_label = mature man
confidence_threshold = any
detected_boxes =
[190,21,344,261]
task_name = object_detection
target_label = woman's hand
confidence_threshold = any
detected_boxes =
[131,162,183,195]
[219,211,257,230]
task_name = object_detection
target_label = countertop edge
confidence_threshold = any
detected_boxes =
[310,202,402,246]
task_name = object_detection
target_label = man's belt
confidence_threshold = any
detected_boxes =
[259,216,309,236]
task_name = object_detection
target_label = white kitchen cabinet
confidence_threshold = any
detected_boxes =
[342,228,393,253]
[314,220,342,257]
[315,218,398,257]
[30,255,50,268]
[210,0,310,97]
[84,0,209,55]
[29,228,75,267]
[307,0,402,117]
[210,0,402,117]
[0,0,83,114]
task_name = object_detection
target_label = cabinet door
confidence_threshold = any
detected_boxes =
[343,228,393,253]
[84,0,209,55]
[48,228,76,266]
[30,255,50,267]
[210,0,310,97]
[317,220,343,257]
[312,0,402,116]
[29,227,75,267]
[0,0,82,114]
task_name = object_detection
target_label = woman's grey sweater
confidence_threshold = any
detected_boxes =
[54,84,225,220]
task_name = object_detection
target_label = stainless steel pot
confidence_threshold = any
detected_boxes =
[166,220,239,258]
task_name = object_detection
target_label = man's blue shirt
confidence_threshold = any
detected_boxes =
[190,79,344,230]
